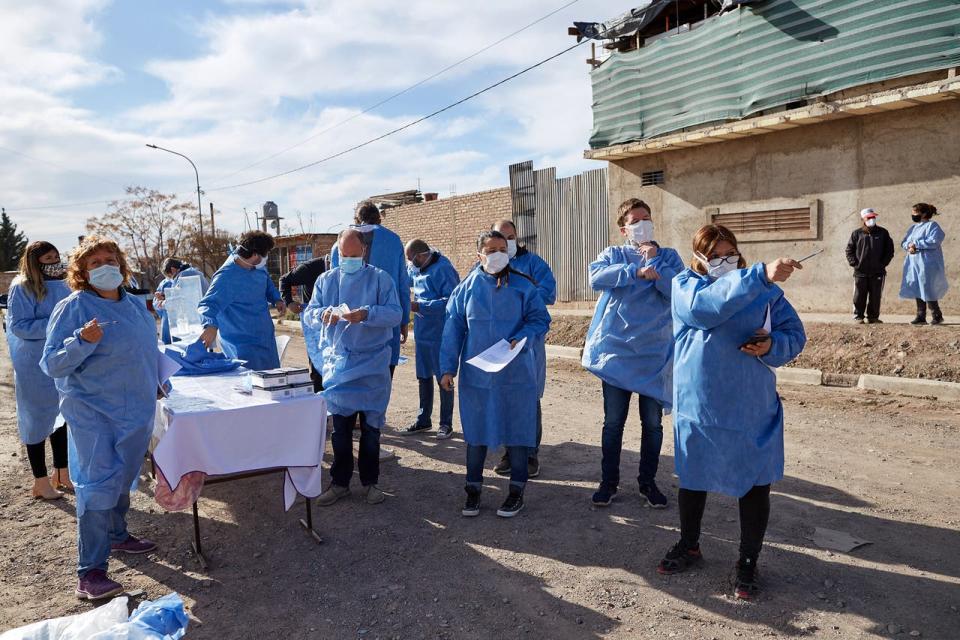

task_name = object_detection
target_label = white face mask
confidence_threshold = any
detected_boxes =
[625,220,655,245]
[506,239,518,259]
[696,252,740,279]
[482,251,510,274]
[865,218,876,228]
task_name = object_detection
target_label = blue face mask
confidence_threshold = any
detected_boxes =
[341,257,364,275]
[88,264,124,290]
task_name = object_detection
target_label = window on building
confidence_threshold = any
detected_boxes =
[641,170,664,186]
[706,200,820,242]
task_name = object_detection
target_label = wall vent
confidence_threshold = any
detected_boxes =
[641,170,664,186]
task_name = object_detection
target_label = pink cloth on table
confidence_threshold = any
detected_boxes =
[154,467,206,512]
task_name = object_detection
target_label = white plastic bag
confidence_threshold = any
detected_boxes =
[1,597,128,640]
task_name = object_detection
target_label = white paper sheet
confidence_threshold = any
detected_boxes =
[466,337,527,373]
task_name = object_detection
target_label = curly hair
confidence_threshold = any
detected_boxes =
[67,236,133,291]
[689,224,747,275]
[913,202,938,218]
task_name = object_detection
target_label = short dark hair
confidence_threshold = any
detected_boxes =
[354,200,381,225]
[616,198,651,227]
[406,239,430,255]
[238,230,275,256]
[162,257,185,276]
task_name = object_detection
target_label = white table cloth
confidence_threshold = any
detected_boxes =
[152,370,326,510]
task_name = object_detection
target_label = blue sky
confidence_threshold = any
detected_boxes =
[0,0,639,254]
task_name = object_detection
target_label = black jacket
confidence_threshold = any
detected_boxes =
[845,225,894,277]
[279,257,326,304]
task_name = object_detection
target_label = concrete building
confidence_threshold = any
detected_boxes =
[579,0,960,313]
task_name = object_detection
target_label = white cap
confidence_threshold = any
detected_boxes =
[860,208,878,219]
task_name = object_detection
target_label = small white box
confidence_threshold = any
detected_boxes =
[250,367,311,389]
[251,381,316,400]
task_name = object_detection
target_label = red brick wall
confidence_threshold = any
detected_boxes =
[379,187,513,276]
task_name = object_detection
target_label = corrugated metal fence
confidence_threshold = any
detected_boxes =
[590,0,960,148]
[509,161,609,302]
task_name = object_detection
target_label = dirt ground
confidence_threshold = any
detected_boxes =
[1,333,959,639]
[548,316,960,383]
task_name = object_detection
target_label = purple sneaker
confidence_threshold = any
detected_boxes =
[75,569,124,600]
[111,535,157,555]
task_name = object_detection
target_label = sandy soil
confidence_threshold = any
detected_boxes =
[1,334,959,639]
[547,316,960,383]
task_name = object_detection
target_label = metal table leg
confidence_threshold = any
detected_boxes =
[299,497,323,544]
[191,501,208,569]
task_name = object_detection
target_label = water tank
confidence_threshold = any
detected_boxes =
[262,201,279,219]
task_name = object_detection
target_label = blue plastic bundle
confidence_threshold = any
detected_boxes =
[164,338,246,376]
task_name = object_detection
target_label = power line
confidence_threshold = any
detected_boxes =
[206,0,582,187]
[0,145,136,193]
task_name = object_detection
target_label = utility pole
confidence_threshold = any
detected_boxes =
[146,143,207,274]
[209,202,216,238]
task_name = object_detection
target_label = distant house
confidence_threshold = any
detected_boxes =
[578,0,960,313]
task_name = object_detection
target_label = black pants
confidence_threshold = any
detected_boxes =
[330,413,380,487]
[678,485,771,560]
[26,426,68,479]
[308,357,323,393]
[853,275,884,320]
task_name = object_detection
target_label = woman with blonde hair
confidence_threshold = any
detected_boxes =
[42,236,159,601]
[658,224,806,600]
[6,241,72,499]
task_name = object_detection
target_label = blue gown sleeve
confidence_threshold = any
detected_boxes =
[915,223,945,251]
[589,248,639,290]
[440,286,467,377]
[397,252,411,328]
[900,229,913,251]
[530,255,557,305]
[8,285,48,340]
[672,263,772,331]
[759,294,807,368]
[362,274,402,328]
[265,274,282,305]
[648,249,684,300]
[197,272,230,328]
[41,299,98,379]
[301,276,329,331]
[419,265,459,316]
[330,245,340,268]
[509,286,551,346]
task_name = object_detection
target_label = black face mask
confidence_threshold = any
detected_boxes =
[911,214,923,223]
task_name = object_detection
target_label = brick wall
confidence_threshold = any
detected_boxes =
[380,187,513,276]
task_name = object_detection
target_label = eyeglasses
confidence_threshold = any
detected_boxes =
[705,254,740,267]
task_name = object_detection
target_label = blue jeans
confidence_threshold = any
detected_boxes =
[466,445,528,490]
[600,381,664,488]
[331,413,380,487]
[78,492,131,577]
[416,376,454,428]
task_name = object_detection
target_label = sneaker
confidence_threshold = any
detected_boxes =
[656,541,703,575]
[866,318,883,324]
[111,535,157,555]
[591,483,618,506]
[379,446,396,462]
[496,487,524,518]
[734,557,760,600]
[462,486,481,517]
[638,481,668,508]
[316,484,350,506]
[527,457,540,479]
[910,316,927,325]
[853,317,865,324]
[401,422,431,436]
[75,569,124,601]
[493,454,510,476]
[436,424,454,440]
[363,485,385,505]
[931,315,944,326]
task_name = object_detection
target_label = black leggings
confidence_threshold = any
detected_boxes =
[26,426,68,479]
[678,485,771,560]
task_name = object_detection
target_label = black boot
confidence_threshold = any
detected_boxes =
[911,299,927,325]
[929,301,944,325]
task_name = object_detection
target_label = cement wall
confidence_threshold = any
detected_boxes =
[606,100,960,314]
[379,187,513,277]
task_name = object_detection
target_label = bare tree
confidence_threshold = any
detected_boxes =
[86,186,194,287]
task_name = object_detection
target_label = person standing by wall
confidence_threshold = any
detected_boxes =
[900,203,949,325]
[845,208,894,324]
[582,199,684,508]
[6,241,73,500]
[401,239,460,439]
[491,220,555,478]
[658,224,806,600]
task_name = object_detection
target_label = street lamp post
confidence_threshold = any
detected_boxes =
[146,143,207,273]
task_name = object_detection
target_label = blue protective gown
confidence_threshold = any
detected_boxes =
[157,277,174,344]
[899,220,949,302]
[672,263,806,498]
[582,245,684,410]
[440,267,551,448]
[302,264,401,428]
[5,278,71,444]
[331,225,410,366]
[409,252,460,379]
[198,255,282,371]
[509,248,556,398]
[41,289,158,516]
